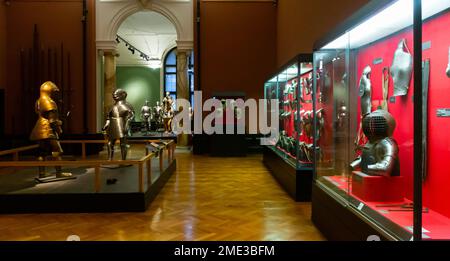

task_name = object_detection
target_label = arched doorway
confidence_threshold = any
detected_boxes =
[95,0,194,132]
[115,11,177,123]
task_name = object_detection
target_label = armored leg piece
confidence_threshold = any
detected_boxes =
[37,156,46,179]
[107,140,115,160]
[120,138,128,160]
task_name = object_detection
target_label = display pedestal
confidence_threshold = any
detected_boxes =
[0,159,177,213]
[263,146,312,202]
[352,171,404,202]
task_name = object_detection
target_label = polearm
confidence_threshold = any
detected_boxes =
[60,43,65,133]
[422,59,430,181]
[66,53,73,133]
[20,49,27,132]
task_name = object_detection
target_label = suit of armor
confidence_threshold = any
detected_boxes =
[162,92,174,133]
[350,110,400,177]
[30,81,72,180]
[103,89,135,160]
[140,100,152,133]
[153,101,163,128]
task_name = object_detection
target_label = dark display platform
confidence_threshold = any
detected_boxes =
[263,146,312,202]
[210,134,247,157]
[0,157,176,213]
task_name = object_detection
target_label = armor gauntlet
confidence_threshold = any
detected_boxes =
[350,157,362,170]
[367,138,399,177]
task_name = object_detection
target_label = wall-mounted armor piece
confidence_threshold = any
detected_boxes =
[391,39,413,96]
[30,81,74,182]
[350,110,400,177]
[446,47,450,78]
[302,110,313,138]
[315,108,325,141]
[103,89,135,160]
[336,101,348,129]
[359,65,372,117]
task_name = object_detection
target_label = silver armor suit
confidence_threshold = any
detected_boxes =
[391,39,413,96]
[359,65,372,117]
[140,100,152,132]
[103,89,135,160]
[154,101,163,126]
[350,110,400,177]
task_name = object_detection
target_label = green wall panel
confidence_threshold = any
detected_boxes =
[116,66,161,120]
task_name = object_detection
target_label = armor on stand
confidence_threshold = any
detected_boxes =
[140,100,152,133]
[30,81,75,183]
[154,101,163,131]
[103,89,135,160]
[162,92,174,133]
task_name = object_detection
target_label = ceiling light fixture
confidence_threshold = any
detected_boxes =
[117,34,154,62]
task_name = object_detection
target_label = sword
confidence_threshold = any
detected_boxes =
[422,59,430,181]
[381,67,389,111]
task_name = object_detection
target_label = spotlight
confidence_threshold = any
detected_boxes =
[116,36,120,43]
[128,46,135,54]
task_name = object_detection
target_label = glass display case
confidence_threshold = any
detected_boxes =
[312,0,450,240]
[263,54,314,201]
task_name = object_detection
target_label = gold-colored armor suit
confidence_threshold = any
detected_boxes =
[30,82,63,141]
[30,81,73,181]
[162,92,174,133]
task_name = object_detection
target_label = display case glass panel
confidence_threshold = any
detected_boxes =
[421,1,450,240]
[314,0,421,240]
[264,57,314,169]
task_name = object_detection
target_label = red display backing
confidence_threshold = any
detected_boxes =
[355,10,450,220]
[421,10,450,223]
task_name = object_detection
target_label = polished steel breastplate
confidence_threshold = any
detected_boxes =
[391,39,413,96]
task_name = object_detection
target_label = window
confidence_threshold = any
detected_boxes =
[163,48,195,107]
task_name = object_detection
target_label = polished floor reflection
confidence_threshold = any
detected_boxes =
[0,150,324,241]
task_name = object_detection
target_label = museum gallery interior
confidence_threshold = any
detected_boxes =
[0,0,449,241]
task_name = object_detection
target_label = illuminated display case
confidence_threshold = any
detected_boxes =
[312,0,450,240]
[263,54,314,201]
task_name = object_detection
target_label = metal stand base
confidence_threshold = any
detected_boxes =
[35,175,77,184]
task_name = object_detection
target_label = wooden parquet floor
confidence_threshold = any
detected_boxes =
[0,151,324,241]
